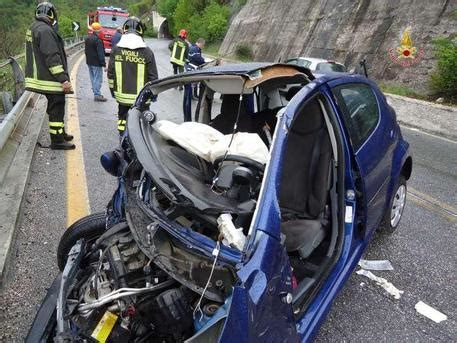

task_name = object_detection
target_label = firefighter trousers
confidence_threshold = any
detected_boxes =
[118,104,130,135]
[171,62,184,75]
[45,93,66,142]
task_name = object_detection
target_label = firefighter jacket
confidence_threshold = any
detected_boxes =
[169,37,188,66]
[108,33,158,106]
[25,19,69,94]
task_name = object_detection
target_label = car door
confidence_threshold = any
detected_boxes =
[329,81,393,236]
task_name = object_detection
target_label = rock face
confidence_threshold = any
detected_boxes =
[220,0,456,93]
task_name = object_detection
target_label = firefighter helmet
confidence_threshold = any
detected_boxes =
[35,2,58,24]
[122,16,145,37]
[179,29,188,38]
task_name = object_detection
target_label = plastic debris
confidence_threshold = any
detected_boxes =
[356,269,404,299]
[217,213,246,251]
[358,259,394,271]
[415,301,448,323]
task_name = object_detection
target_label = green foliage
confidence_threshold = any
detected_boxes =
[131,0,156,16]
[429,35,457,101]
[144,26,158,38]
[58,16,75,38]
[162,0,229,43]
[202,2,230,41]
[235,43,253,61]
[157,0,179,34]
[379,83,426,100]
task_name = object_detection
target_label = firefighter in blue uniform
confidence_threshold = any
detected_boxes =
[107,17,158,135]
[188,38,206,67]
[24,2,75,150]
[188,38,206,99]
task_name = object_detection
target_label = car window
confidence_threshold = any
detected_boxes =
[286,58,298,65]
[316,62,346,72]
[297,59,311,68]
[333,83,379,150]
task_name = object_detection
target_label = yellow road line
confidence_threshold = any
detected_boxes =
[65,54,90,227]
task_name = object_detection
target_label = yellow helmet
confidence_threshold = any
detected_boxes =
[91,22,102,31]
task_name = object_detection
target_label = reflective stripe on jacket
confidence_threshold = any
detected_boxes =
[107,45,158,106]
[24,19,69,94]
[170,38,188,66]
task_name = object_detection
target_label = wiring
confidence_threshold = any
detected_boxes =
[193,240,221,321]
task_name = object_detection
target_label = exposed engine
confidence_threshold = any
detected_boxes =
[57,228,230,342]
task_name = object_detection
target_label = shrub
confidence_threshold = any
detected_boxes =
[429,35,457,101]
[144,26,158,38]
[235,43,253,60]
[159,0,229,43]
[202,2,230,42]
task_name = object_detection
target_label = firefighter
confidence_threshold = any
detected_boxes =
[107,17,158,135]
[169,29,189,76]
[24,2,75,150]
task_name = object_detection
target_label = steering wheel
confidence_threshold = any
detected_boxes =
[213,154,265,174]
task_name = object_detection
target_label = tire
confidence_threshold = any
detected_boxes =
[380,175,407,233]
[57,212,106,271]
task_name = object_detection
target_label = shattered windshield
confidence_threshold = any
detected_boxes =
[98,14,128,29]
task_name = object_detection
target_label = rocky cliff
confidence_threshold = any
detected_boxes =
[220,0,456,93]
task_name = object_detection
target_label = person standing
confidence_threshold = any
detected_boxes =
[85,22,107,102]
[188,38,206,67]
[111,26,123,49]
[24,2,75,150]
[188,38,206,99]
[169,29,189,75]
[107,17,158,135]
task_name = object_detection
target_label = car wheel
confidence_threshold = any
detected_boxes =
[381,176,407,233]
[57,212,106,271]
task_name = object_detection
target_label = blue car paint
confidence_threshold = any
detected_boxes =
[220,232,299,342]
[209,73,410,341]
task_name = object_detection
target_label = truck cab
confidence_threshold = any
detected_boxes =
[87,6,129,54]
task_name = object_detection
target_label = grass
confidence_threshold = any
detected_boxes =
[379,83,428,100]
[203,41,253,62]
[380,82,456,106]
[204,41,222,57]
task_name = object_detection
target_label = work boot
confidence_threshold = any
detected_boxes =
[63,129,73,141]
[94,95,108,102]
[50,135,75,150]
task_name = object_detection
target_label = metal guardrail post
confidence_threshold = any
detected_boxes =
[9,57,25,101]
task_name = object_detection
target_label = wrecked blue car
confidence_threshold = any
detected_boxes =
[27,63,412,342]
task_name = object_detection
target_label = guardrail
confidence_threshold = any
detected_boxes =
[0,36,84,151]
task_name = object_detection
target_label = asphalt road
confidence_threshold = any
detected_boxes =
[0,39,455,341]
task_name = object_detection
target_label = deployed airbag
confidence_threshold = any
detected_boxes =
[155,120,269,164]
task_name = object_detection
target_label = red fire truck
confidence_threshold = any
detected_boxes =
[87,6,129,54]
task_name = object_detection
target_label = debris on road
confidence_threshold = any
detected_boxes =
[415,301,448,323]
[356,269,404,299]
[358,259,394,271]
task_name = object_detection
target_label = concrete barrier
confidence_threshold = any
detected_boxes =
[386,94,457,141]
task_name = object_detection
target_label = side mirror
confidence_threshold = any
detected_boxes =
[142,110,156,124]
[100,151,120,177]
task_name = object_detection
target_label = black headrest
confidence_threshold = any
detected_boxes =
[285,86,302,101]
[290,98,324,135]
